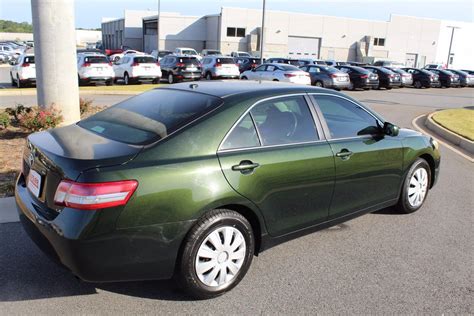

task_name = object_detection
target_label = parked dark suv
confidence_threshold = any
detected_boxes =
[335,65,379,90]
[160,55,202,83]
[427,69,461,88]
[234,57,261,73]
[363,66,402,89]
[402,68,440,88]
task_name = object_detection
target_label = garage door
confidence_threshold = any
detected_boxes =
[288,36,321,58]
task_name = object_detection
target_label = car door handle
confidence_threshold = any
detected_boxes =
[232,161,260,173]
[336,149,353,160]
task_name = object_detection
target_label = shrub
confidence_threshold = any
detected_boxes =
[5,104,32,123]
[18,107,63,132]
[80,98,93,115]
[0,112,10,129]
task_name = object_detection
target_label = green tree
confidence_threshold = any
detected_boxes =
[0,20,33,33]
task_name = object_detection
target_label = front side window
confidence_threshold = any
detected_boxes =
[251,96,318,146]
[266,65,276,72]
[314,95,380,139]
[255,65,266,72]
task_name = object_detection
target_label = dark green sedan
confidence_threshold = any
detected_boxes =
[16,82,440,299]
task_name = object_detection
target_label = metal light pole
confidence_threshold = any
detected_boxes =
[446,26,460,68]
[31,0,80,125]
[157,0,161,53]
[259,0,266,63]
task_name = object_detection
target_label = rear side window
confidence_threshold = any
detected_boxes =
[84,56,109,64]
[221,114,260,150]
[134,56,156,63]
[251,96,318,146]
[179,57,199,65]
[78,90,222,145]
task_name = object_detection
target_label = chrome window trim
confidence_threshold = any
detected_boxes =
[307,92,385,141]
[217,93,321,153]
[218,139,328,154]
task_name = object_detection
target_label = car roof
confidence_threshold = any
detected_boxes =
[158,81,334,99]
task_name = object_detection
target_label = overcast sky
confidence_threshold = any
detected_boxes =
[1,0,472,29]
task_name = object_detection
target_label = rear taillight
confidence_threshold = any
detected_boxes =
[330,74,338,78]
[131,62,139,67]
[83,62,91,67]
[284,73,297,78]
[54,180,138,210]
[360,74,368,79]
[215,63,222,67]
[176,62,185,67]
[156,61,160,66]
[21,63,30,67]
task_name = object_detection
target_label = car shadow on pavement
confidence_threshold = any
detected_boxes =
[0,223,190,302]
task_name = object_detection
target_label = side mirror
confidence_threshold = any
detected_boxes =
[383,122,399,137]
[251,68,256,72]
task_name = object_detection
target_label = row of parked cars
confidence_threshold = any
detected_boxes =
[9,48,474,90]
[0,40,31,64]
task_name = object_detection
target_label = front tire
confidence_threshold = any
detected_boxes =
[396,158,431,214]
[124,73,131,85]
[168,73,175,84]
[176,209,254,299]
[414,80,422,89]
[11,73,15,86]
[315,81,323,87]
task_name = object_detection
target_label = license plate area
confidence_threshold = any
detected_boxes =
[27,169,42,198]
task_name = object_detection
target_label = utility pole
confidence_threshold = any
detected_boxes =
[446,26,460,68]
[157,0,161,53]
[31,0,80,125]
[259,0,266,64]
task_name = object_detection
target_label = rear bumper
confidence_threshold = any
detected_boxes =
[133,75,161,81]
[329,81,351,89]
[15,175,194,283]
[81,76,113,83]
[176,72,201,80]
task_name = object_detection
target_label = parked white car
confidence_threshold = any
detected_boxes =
[174,47,201,60]
[77,53,114,86]
[113,54,161,85]
[240,63,311,85]
[10,54,36,88]
[109,50,144,62]
[201,56,240,80]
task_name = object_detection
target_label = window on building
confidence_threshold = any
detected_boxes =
[227,27,246,38]
[373,38,386,46]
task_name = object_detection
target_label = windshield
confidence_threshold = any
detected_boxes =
[78,89,222,145]
[23,56,35,64]
[182,50,197,55]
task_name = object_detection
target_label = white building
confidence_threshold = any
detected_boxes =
[103,8,474,69]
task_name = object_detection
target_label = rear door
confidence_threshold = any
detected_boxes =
[218,95,335,236]
[311,94,403,218]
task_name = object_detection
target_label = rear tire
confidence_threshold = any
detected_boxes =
[168,73,175,84]
[396,158,431,214]
[414,80,422,89]
[10,73,15,87]
[241,76,248,80]
[124,73,131,85]
[205,72,212,80]
[176,209,254,299]
[105,80,113,86]
[16,75,23,88]
[315,81,323,87]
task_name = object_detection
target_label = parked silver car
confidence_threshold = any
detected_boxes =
[241,63,311,85]
[201,56,240,80]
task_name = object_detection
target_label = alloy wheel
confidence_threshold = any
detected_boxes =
[408,167,428,208]
[168,73,174,84]
[195,226,246,287]
[124,73,129,85]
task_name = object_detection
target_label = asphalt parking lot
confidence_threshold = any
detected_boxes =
[0,79,473,314]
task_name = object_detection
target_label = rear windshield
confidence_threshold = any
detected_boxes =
[24,56,34,64]
[158,51,172,57]
[323,66,340,73]
[178,57,199,65]
[216,58,235,64]
[78,89,222,145]
[84,56,109,64]
[182,50,197,55]
[134,56,156,63]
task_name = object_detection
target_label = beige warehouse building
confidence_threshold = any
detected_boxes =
[103,7,474,69]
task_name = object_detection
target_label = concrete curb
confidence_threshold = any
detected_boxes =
[0,90,141,96]
[0,197,19,224]
[425,113,474,154]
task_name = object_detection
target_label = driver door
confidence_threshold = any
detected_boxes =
[311,94,404,218]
